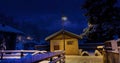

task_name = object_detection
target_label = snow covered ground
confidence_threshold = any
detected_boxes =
[65,55,103,63]
[39,55,103,63]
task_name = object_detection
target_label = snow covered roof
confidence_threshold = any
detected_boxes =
[45,30,82,41]
[0,24,24,34]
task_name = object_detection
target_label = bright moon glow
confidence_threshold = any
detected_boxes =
[27,36,32,40]
[62,16,67,21]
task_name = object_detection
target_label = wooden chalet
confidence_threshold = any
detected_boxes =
[0,24,24,50]
[45,30,81,55]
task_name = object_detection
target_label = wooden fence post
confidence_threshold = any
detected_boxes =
[0,52,3,60]
[21,52,24,58]
[50,57,53,62]
[58,55,61,63]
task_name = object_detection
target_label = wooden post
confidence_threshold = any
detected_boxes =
[104,47,109,63]
[0,52,3,60]
[62,52,65,63]
[50,57,53,62]
[58,55,61,63]
[63,54,65,63]
[21,52,24,58]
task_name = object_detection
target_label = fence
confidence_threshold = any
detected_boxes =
[0,50,65,63]
[103,51,119,63]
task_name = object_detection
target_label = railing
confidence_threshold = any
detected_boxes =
[31,51,65,63]
[103,51,119,63]
[0,50,43,60]
[104,45,119,63]
[0,50,65,63]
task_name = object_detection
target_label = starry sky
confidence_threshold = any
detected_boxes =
[0,0,91,41]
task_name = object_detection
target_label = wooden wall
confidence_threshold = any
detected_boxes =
[50,34,79,55]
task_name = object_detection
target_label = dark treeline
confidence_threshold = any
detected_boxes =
[81,0,120,43]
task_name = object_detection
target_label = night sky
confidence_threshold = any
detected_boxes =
[1,0,119,42]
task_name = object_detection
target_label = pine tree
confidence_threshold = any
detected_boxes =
[81,0,120,42]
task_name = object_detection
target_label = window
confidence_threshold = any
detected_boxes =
[54,42,59,50]
[67,41,73,45]
[54,45,59,50]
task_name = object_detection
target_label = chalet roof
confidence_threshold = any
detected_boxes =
[45,30,82,41]
[0,24,24,35]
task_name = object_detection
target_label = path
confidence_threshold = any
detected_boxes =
[66,55,103,63]
[40,55,103,63]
